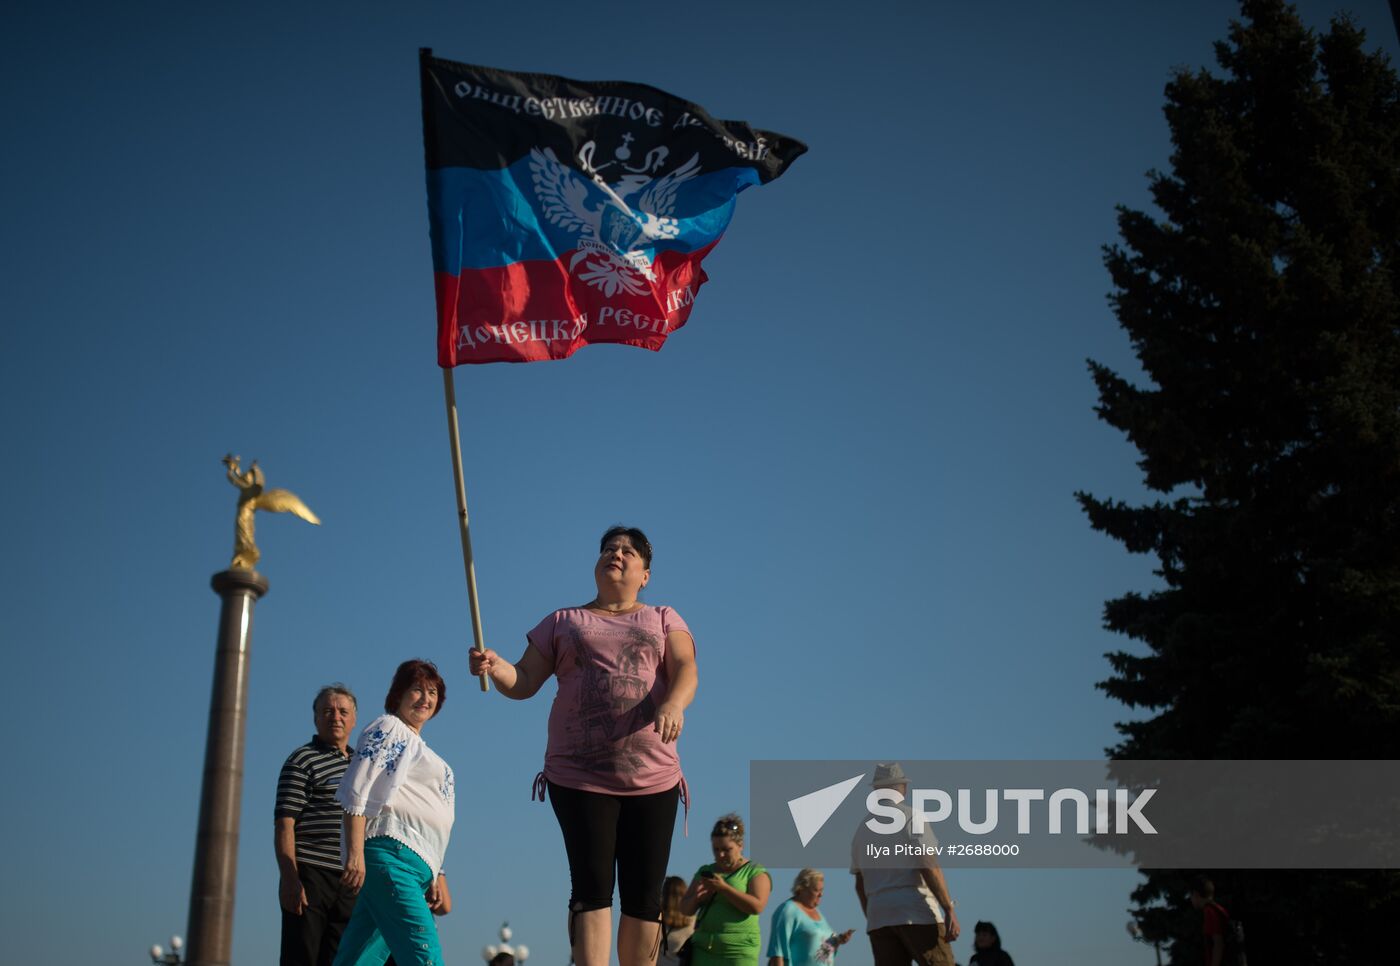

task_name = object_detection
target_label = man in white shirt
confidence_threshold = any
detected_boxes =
[850,763,960,966]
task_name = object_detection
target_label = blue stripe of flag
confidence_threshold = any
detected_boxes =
[426,158,761,273]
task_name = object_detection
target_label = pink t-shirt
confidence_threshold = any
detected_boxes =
[528,605,692,795]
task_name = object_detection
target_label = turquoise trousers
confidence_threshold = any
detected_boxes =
[332,837,443,966]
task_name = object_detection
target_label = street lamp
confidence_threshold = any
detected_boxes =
[149,934,185,965]
[482,921,530,965]
[1126,920,1161,966]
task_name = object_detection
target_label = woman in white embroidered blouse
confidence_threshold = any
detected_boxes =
[332,660,455,966]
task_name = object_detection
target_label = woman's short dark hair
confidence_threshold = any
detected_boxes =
[973,921,1002,943]
[600,525,653,568]
[384,659,446,718]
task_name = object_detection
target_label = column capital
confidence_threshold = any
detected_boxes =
[210,569,269,599]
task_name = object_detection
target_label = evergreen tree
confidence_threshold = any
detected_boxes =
[1079,1,1400,960]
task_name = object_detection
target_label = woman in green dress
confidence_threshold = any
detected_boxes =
[681,814,772,966]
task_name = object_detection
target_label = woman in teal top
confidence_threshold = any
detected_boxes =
[767,869,855,966]
[682,814,772,966]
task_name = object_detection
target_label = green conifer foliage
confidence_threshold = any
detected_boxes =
[1079,1,1400,959]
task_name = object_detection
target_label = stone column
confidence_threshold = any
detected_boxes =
[186,568,269,966]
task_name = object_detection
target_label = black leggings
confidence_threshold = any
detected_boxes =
[548,780,680,921]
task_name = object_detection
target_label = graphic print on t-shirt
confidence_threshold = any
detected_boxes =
[567,623,661,778]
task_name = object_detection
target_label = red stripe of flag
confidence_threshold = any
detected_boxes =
[436,244,714,365]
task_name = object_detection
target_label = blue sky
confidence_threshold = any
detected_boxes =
[3,2,1395,964]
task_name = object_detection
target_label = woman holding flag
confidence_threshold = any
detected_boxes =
[470,525,698,966]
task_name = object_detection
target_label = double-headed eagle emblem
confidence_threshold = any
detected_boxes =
[529,143,701,297]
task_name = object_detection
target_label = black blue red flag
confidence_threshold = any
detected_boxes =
[420,50,806,366]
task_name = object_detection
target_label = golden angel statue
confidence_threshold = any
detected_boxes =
[223,454,321,570]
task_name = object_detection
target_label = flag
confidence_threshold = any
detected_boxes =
[420,50,806,366]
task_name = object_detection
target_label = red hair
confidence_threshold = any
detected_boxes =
[384,659,446,718]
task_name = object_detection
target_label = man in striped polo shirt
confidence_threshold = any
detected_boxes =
[275,684,359,966]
